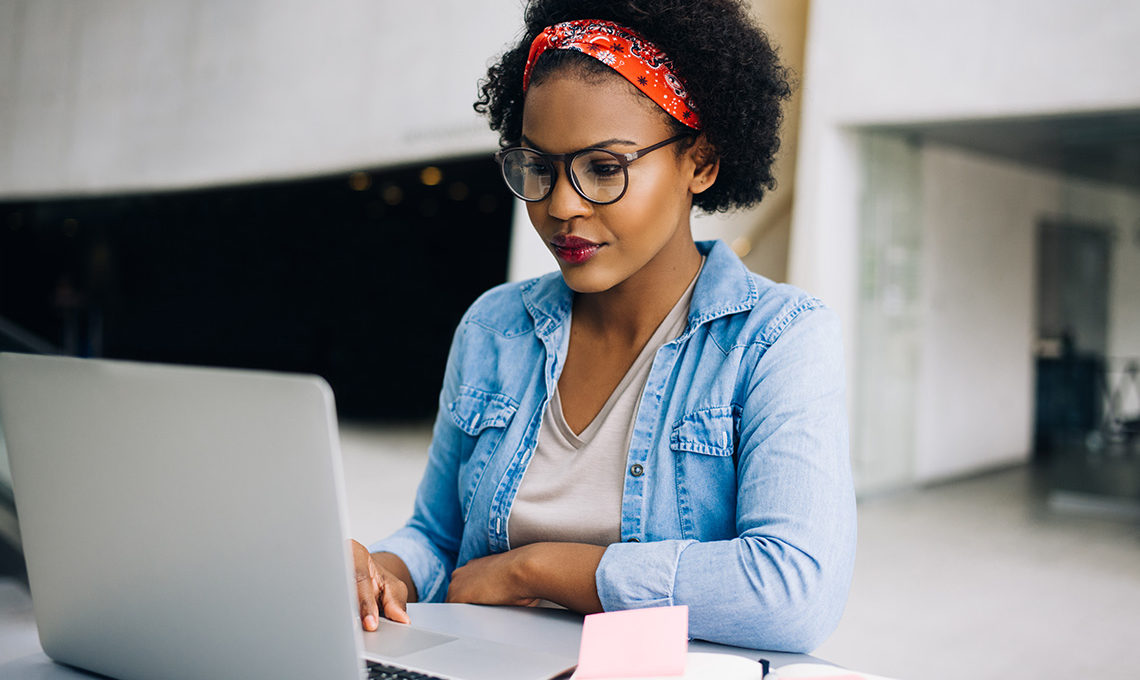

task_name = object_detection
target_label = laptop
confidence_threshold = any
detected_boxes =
[0,352,579,680]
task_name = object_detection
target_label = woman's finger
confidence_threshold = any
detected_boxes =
[349,540,381,631]
[378,575,410,624]
[356,564,381,631]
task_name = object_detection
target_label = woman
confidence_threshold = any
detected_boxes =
[350,0,855,652]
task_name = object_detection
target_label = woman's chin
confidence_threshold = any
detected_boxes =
[557,265,621,295]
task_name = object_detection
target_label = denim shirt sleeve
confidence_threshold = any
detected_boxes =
[594,305,856,652]
[368,319,470,603]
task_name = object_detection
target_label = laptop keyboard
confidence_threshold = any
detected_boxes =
[366,660,449,680]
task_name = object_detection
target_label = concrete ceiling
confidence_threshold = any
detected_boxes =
[874,109,1140,191]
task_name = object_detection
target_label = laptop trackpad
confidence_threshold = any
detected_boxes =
[364,619,458,657]
[395,638,577,680]
[363,621,577,680]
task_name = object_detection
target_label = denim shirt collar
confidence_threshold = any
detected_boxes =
[519,239,758,339]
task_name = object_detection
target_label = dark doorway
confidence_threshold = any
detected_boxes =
[0,156,514,420]
[1037,221,1111,357]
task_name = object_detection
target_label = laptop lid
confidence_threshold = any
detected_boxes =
[0,353,364,680]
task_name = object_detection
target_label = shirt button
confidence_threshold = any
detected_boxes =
[630,464,644,477]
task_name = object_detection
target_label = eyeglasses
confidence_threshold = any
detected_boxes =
[494,134,692,205]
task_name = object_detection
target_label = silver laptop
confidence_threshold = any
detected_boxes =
[0,352,578,680]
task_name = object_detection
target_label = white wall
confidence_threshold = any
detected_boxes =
[913,143,1140,480]
[794,0,1140,383]
[794,0,1140,484]
[0,0,519,199]
[914,146,1045,479]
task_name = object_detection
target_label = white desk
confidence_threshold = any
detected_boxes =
[1,577,825,679]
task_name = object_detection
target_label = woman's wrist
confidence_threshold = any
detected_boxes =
[371,551,419,603]
[517,543,554,599]
[510,543,539,598]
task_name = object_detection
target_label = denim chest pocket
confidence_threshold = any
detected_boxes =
[670,406,739,539]
[670,406,738,457]
[449,385,518,435]
[448,385,519,519]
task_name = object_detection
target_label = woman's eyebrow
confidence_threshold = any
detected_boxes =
[520,135,638,151]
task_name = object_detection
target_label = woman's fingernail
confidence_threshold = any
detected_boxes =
[364,615,377,630]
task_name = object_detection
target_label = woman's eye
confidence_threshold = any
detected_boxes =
[587,162,622,177]
[525,162,552,176]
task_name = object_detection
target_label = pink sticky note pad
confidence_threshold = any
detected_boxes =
[573,605,688,679]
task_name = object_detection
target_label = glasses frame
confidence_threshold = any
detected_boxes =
[493,133,694,205]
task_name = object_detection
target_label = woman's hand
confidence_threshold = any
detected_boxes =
[445,545,540,607]
[350,539,414,630]
[446,542,606,613]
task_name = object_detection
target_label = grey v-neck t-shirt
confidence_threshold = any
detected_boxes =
[508,260,703,549]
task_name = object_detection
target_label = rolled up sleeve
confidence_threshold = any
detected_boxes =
[595,538,696,610]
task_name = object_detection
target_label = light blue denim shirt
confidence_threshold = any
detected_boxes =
[371,239,855,652]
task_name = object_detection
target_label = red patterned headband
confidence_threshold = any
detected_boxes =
[522,19,701,129]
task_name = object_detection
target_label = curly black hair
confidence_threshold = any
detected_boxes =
[474,0,792,213]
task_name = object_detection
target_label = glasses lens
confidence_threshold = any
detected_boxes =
[500,149,553,201]
[571,150,627,203]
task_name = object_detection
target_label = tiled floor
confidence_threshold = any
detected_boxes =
[813,467,1140,680]
[339,424,1140,679]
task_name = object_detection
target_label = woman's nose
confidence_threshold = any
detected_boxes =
[545,168,592,221]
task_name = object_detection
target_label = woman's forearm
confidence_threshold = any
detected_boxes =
[521,542,607,614]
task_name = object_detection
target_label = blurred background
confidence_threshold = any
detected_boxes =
[1,1,1138,678]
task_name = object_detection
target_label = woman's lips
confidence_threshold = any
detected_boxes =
[550,235,603,264]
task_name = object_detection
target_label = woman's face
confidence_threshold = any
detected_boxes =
[520,72,713,294]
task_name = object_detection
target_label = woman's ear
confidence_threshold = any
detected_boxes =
[687,135,719,195]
